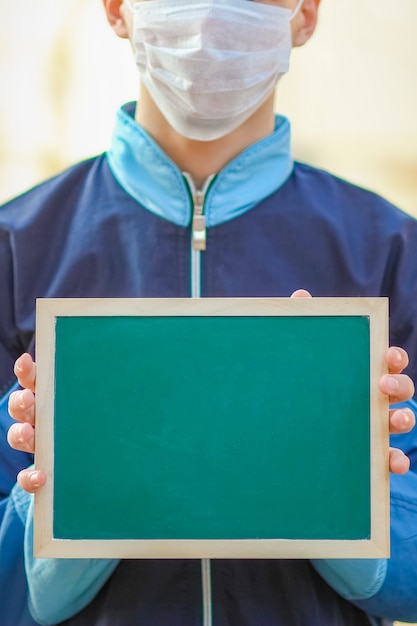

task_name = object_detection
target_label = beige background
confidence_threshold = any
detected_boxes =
[0,1,416,624]
[1,0,417,220]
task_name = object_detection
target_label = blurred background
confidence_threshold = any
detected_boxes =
[0,2,416,625]
[1,0,417,220]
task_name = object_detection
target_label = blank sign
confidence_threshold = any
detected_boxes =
[34,297,389,559]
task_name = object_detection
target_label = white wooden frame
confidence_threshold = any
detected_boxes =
[34,297,389,559]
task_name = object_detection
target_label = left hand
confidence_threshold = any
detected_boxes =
[380,346,415,474]
[291,289,416,475]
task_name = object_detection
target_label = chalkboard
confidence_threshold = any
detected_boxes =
[34,298,389,558]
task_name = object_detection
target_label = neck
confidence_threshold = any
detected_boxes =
[135,86,276,189]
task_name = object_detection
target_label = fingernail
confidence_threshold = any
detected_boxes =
[393,349,403,365]
[29,473,40,488]
[386,376,399,394]
[18,391,25,409]
[16,424,25,444]
[401,410,411,427]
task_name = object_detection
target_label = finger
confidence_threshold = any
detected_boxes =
[386,347,409,375]
[17,468,47,494]
[14,353,36,392]
[8,388,35,425]
[379,373,415,404]
[389,407,415,435]
[7,422,35,453]
[389,447,410,475]
[290,289,312,298]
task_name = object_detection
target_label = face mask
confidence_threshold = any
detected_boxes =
[126,0,303,141]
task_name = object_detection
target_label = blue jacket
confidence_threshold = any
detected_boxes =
[1,103,417,626]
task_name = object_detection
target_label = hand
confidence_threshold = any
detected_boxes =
[7,353,46,493]
[380,346,415,474]
[291,289,416,475]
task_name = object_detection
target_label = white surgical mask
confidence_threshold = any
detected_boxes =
[126,0,303,141]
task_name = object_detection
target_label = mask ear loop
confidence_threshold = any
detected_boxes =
[290,0,304,20]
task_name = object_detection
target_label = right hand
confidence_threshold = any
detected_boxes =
[7,353,47,493]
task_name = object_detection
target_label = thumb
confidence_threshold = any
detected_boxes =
[290,289,312,298]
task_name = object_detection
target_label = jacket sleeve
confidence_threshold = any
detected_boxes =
[312,398,417,622]
[24,497,119,626]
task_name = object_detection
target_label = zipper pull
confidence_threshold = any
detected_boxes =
[192,190,206,251]
[183,172,216,252]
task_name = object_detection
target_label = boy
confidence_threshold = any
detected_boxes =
[3,0,417,624]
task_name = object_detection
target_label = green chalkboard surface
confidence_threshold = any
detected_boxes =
[34,298,389,558]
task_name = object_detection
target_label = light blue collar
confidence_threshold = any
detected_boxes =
[106,102,293,228]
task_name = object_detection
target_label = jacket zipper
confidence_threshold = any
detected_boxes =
[183,172,215,299]
[201,557,213,626]
[183,172,215,626]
